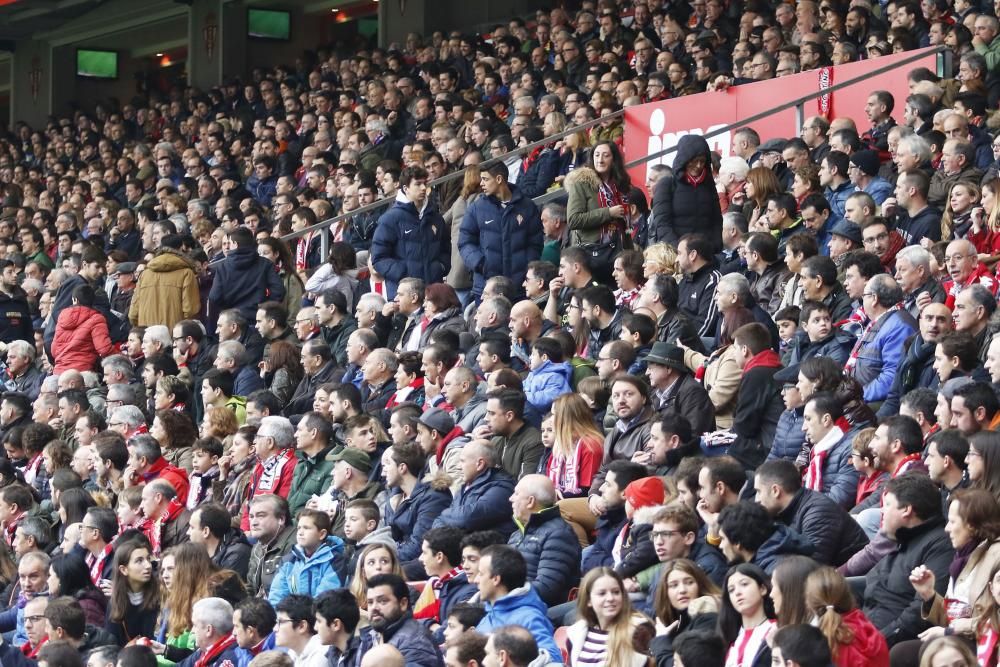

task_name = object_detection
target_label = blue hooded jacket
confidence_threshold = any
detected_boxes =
[523,359,572,414]
[268,535,345,605]
[477,585,564,664]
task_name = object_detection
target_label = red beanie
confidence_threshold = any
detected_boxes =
[624,477,665,510]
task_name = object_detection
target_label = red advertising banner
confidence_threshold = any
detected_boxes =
[623,48,940,185]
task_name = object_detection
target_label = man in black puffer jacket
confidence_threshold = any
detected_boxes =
[862,473,953,647]
[754,460,868,567]
[650,134,723,252]
[507,474,581,606]
[209,227,285,321]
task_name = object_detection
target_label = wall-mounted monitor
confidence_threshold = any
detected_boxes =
[77,49,118,79]
[248,8,291,40]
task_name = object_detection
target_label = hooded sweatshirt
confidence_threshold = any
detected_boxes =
[267,535,345,605]
[650,134,723,251]
[524,359,573,414]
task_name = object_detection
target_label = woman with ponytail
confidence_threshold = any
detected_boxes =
[805,566,889,667]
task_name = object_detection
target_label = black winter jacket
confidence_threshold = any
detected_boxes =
[651,135,723,252]
[580,505,628,572]
[213,528,252,580]
[208,247,286,321]
[753,523,815,574]
[729,353,785,469]
[656,373,716,436]
[615,505,660,578]
[863,515,953,646]
[360,613,443,667]
[655,308,706,353]
[507,505,581,606]
[776,489,869,567]
[677,264,721,338]
[283,361,340,418]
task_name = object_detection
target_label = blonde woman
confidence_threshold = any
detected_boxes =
[642,243,677,278]
[546,394,605,499]
[969,177,1000,263]
[349,543,405,628]
[941,181,980,242]
[565,567,654,667]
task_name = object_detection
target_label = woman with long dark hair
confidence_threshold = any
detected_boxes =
[262,340,303,406]
[257,236,305,317]
[968,431,1000,502]
[49,553,106,626]
[718,564,776,667]
[566,141,633,283]
[106,539,160,646]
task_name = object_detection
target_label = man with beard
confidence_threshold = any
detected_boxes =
[878,302,953,418]
[360,574,442,667]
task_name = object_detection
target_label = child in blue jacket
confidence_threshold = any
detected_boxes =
[523,337,573,414]
[268,509,345,605]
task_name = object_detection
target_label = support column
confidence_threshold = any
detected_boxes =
[189,0,246,90]
[10,39,54,129]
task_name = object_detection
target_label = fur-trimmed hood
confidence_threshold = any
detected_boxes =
[633,504,662,527]
[564,165,601,190]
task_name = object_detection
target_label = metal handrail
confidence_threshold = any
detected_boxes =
[278,45,945,249]
[278,106,625,243]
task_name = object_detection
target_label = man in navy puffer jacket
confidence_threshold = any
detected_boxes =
[209,227,285,321]
[371,166,450,300]
[459,162,544,302]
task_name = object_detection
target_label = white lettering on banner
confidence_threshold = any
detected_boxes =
[644,108,732,167]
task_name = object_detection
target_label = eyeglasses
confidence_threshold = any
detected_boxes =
[651,530,685,539]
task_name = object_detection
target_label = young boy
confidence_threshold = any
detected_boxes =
[621,312,656,377]
[187,436,222,510]
[116,485,143,531]
[523,337,572,415]
[268,509,345,606]
[442,602,487,646]
[413,526,477,640]
[773,305,800,364]
[457,530,506,585]
[340,499,393,582]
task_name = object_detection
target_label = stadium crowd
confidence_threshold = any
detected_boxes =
[5,0,1000,667]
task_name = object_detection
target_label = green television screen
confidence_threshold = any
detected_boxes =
[248,8,290,40]
[77,49,118,79]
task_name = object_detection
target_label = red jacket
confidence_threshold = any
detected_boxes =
[831,609,889,667]
[52,305,114,373]
[137,457,190,505]
[240,448,297,531]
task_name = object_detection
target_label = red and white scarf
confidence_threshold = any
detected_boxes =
[804,425,845,493]
[86,543,114,584]
[547,439,586,497]
[844,303,901,374]
[194,633,237,667]
[22,454,42,486]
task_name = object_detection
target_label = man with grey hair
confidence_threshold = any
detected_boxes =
[894,245,946,318]
[361,348,398,427]
[241,416,298,531]
[123,434,190,503]
[718,212,748,275]
[214,340,264,397]
[4,339,43,400]
[847,274,918,402]
[715,272,780,347]
[293,306,321,343]
[954,284,997,361]
[107,405,146,440]
[354,294,387,344]
[216,308,265,367]
[140,478,190,554]
[187,597,239,663]
[507,474,580,605]
[540,202,567,263]
[141,324,172,360]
